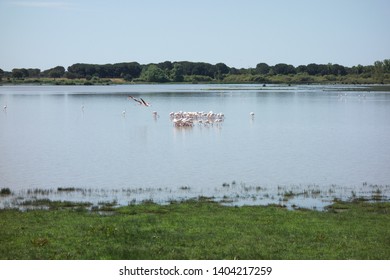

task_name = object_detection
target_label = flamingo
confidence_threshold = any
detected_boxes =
[140,98,151,107]
[128,95,143,105]
[128,96,151,107]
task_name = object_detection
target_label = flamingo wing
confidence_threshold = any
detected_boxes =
[140,98,151,107]
[128,96,143,105]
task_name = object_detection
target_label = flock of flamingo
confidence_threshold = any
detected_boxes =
[128,95,256,127]
[169,110,226,127]
[3,95,256,128]
[128,95,240,127]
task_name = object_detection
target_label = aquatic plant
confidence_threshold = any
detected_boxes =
[0,188,11,195]
[19,199,92,210]
[57,187,84,192]
[26,188,52,195]
[98,200,118,207]
[283,191,295,198]
[371,189,384,201]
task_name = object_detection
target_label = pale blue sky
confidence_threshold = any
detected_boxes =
[0,0,389,71]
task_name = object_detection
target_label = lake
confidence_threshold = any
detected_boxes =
[1,84,389,209]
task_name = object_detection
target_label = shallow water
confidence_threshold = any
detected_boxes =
[1,84,390,209]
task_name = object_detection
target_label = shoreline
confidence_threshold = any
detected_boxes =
[1,183,389,212]
[2,78,390,88]
[1,81,390,94]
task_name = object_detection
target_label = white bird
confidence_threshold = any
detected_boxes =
[122,110,126,116]
[250,112,255,117]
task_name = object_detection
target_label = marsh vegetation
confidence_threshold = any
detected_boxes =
[0,198,389,260]
[1,183,389,211]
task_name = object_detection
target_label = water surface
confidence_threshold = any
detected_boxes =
[1,84,389,209]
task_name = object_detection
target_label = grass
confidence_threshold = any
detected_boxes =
[0,198,389,260]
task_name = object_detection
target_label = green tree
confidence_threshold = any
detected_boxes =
[141,65,169,82]
[296,65,307,73]
[215,63,229,74]
[229,67,240,75]
[0,68,3,81]
[67,63,86,78]
[374,60,384,83]
[191,62,215,77]
[383,59,390,73]
[329,64,347,75]
[255,63,270,74]
[113,62,142,78]
[27,68,41,78]
[43,66,65,78]
[214,63,229,80]
[170,63,184,82]
[12,68,28,79]
[306,63,321,75]
[352,64,364,75]
[273,63,296,75]
[158,61,173,71]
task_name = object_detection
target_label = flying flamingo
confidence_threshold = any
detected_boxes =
[128,96,151,107]
[128,95,143,105]
[140,98,151,107]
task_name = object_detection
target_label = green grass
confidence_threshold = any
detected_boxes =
[0,199,389,260]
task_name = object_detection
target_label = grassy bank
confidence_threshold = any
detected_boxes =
[0,198,389,260]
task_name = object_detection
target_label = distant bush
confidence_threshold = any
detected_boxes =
[291,74,315,83]
[222,74,252,83]
[251,75,270,83]
[184,75,213,83]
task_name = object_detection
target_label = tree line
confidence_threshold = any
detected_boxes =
[1,59,389,83]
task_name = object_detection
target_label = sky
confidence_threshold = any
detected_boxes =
[0,0,389,71]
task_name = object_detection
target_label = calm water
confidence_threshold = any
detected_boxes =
[1,84,390,208]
